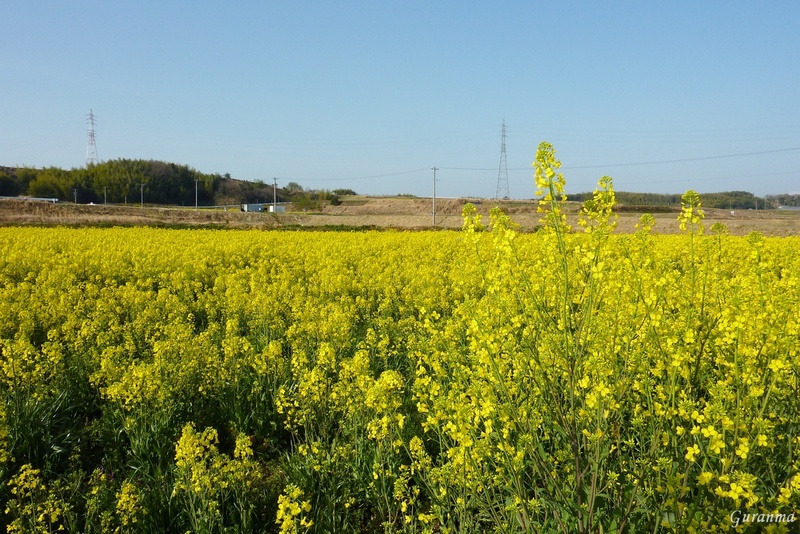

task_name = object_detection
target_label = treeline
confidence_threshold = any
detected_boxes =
[0,161,358,208]
[565,191,684,207]
[565,190,796,209]
[767,193,800,208]
[0,160,224,205]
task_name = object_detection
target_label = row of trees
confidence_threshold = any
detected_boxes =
[565,190,797,209]
[767,192,800,207]
[0,162,359,207]
[1,161,224,205]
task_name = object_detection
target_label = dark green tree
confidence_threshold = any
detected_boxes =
[0,170,20,196]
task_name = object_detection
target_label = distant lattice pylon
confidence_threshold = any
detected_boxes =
[86,109,98,165]
[496,120,509,199]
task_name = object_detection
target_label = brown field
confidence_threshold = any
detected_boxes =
[1,197,798,236]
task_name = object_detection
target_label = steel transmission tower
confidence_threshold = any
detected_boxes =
[86,109,98,165]
[495,120,509,199]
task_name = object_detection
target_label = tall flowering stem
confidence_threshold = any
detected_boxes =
[533,141,572,358]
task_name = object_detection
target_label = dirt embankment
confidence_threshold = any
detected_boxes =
[1,197,798,236]
[0,200,281,229]
[324,198,471,216]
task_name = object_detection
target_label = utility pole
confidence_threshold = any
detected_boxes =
[140,183,144,208]
[195,179,199,210]
[73,188,78,204]
[104,186,107,205]
[273,177,278,212]
[432,167,439,226]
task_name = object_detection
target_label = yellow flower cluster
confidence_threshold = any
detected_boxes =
[276,484,313,533]
[5,464,67,533]
[115,481,142,530]
[172,423,265,532]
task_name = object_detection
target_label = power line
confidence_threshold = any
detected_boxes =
[284,168,428,182]
[607,169,800,187]
[563,146,800,169]
[263,146,797,194]
[441,146,800,172]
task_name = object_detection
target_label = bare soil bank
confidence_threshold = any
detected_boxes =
[1,197,798,236]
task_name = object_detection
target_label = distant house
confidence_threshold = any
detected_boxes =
[0,196,58,203]
[241,203,264,212]
[241,203,286,213]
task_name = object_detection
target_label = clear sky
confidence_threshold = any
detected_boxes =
[2,1,799,198]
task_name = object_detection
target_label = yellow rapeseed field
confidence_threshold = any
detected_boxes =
[1,144,799,533]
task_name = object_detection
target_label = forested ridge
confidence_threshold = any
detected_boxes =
[0,160,282,206]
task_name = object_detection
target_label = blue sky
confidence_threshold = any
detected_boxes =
[2,1,799,198]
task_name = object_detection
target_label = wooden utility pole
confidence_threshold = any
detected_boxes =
[432,167,439,226]
[273,177,278,212]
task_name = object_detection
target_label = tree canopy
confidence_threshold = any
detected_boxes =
[0,160,281,206]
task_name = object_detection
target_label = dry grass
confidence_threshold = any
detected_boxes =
[2,197,798,236]
[0,200,281,229]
